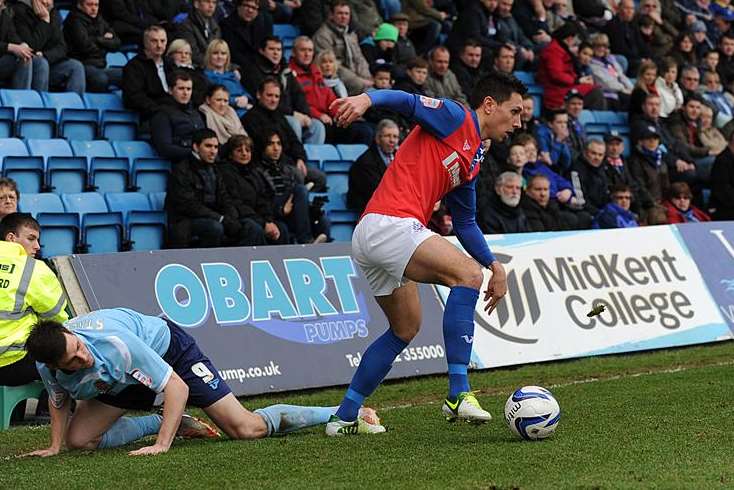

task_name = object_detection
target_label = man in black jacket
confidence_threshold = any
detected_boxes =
[521,174,565,232]
[100,0,157,45]
[710,131,734,220]
[220,0,272,70]
[569,139,610,217]
[347,119,398,214]
[13,0,86,93]
[122,25,171,120]
[64,0,122,92]
[241,77,326,191]
[450,39,485,102]
[603,0,650,76]
[174,0,220,68]
[151,71,206,162]
[478,171,530,234]
[0,0,34,89]
[165,128,248,248]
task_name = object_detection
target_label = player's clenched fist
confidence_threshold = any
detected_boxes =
[330,94,372,127]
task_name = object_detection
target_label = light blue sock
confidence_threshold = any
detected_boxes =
[255,405,337,436]
[97,415,162,449]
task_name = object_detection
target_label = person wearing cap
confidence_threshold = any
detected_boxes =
[389,13,418,67]
[690,20,715,58]
[425,46,469,107]
[628,124,670,210]
[361,22,399,70]
[564,89,587,161]
[603,131,652,214]
[589,32,633,111]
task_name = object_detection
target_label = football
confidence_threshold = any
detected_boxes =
[504,386,561,440]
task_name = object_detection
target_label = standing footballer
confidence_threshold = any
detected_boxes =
[325,72,526,436]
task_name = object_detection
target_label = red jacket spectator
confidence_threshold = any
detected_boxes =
[288,59,337,119]
[537,38,595,109]
[663,200,711,224]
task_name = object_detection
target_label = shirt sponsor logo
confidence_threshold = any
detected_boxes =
[419,95,443,109]
[131,369,154,388]
[442,151,462,188]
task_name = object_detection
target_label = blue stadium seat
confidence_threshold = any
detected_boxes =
[330,222,355,242]
[584,123,609,134]
[323,171,358,222]
[58,9,69,21]
[273,24,300,47]
[19,193,64,217]
[0,107,13,138]
[514,71,535,85]
[106,52,128,68]
[3,156,44,193]
[36,212,79,257]
[305,144,340,169]
[610,124,630,135]
[40,92,98,140]
[61,192,123,254]
[577,110,595,126]
[111,140,156,160]
[0,138,29,159]
[112,141,169,192]
[27,139,87,194]
[322,160,352,172]
[592,111,627,125]
[526,84,543,95]
[105,192,165,251]
[621,135,631,158]
[0,90,56,139]
[336,144,368,161]
[82,93,138,141]
[148,192,166,211]
[70,140,129,193]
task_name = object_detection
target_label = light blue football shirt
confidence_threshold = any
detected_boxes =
[37,308,173,407]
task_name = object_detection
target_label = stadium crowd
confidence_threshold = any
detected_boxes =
[0,0,733,248]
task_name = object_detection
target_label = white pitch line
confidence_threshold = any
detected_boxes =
[379,360,734,412]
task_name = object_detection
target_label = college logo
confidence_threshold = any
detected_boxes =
[474,253,541,344]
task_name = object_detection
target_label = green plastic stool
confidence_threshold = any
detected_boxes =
[1,381,45,429]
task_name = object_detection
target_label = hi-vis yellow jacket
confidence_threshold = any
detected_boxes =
[0,241,68,368]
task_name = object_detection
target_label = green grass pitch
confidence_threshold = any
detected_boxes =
[2,341,733,489]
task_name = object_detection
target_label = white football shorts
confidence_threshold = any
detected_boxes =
[352,213,436,296]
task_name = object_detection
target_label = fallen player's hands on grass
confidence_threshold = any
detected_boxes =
[21,447,60,458]
[484,261,507,315]
[128,444,170,456]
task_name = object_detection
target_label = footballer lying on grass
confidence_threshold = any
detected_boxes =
[20,308,379,457]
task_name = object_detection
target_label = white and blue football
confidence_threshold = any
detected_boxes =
[504,385,561,440]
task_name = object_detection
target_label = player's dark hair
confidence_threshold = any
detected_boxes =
[470,71,527,109]
[0,213,39,240]
[25,321,71,365]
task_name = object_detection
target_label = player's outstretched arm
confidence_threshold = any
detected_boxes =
[128,372,189,456]
[331,93,373,127]
[20,395,71,457]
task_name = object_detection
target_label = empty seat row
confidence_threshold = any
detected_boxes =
[0,139,169,194]
[19,192,166,257]
[0,90,138,140]
[305,144,368,171]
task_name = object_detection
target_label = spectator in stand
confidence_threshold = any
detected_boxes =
[701,69,734,127]
[346,118,398,214]
[576,42,594,80]
[603,132,652,215]
[122,25,171,121]
[241,77,326,191]
[701,49,719,75]
[535,108,573,175]
[291,0,327,37]
[345,0,383,40]
[521,174,566,232]
[151,71,206,163]
[316,49,348,98]
[393,56,429,95]
[0,0,34,89]
[492,44,516,75]
[709,130,734,220]
[447,0,501,67]
[495,0,536,69]
[100,0,159,45]
[679,64,701,100]
[520,93,540,134]
[0,177,17,221]
[248,35,325,145]
[709,4,734,46]
[628,124,670,211]
[570,138,610,217]
[691,20,714,58]
[200,84,247,143]
[589,32,633,111]
[203,39,253,116]
[564,89,586,162]
[665,94,713,172]
[221,0,273,70]
[501,139,528,177]
[313,1,373,95]
[593,184,639,228]
[165,128,249,248]
[361,22,399,71]
[289,35,372,144]
[255,128,328,244]
[14,0,86,94]
[166,38,209,108]
[451,38,484,101]
[663,181,711,223]
[174,0,221,68]
[639,0,678,52]
[363,64,409,136]
[64,0,122,93]
[669,32,698,68]
[424,46,468,106]
[219,134,289,245]
[699,103,728,155]
[655,57,684,118]
[629,60,660,117]
[604,0,651,76]
[517,133,577,211]
[636,14,672,61]
[717,32,734,92]
[390,12,417,68]
[402,0,445,56]
[536,22,605,110]
[478,171,529,234]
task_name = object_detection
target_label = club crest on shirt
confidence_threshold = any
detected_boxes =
[131,369,153,388]
[94,380,112,393]
[419,95,442,109]
[469,145,486,174]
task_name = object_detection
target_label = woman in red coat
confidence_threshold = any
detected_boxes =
[537,22,605,110]
[663,182,711,223]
